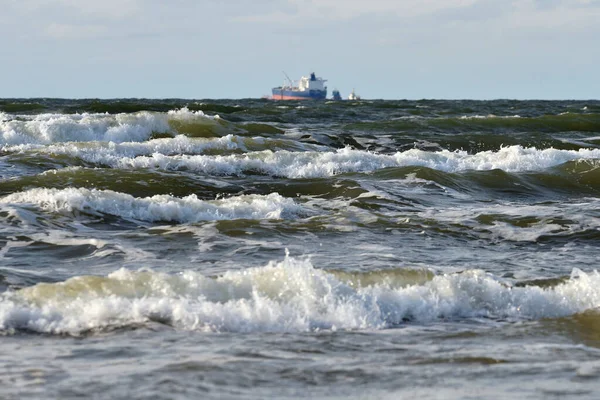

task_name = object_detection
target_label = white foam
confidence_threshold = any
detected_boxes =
[459,114,521,119]
[0,188,303,223]
[12,135,247,162]
[7,145,600,177]
[0,108,218,145]
[168,107,220,120]
[2,255,600,334]
[2,134,326,162]
[101,146,600,177]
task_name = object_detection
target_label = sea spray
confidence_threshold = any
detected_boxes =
[3,255,600,335]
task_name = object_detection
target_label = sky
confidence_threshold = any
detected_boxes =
[1,0,599,99]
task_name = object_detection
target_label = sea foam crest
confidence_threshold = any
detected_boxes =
[96,146,600,177]
[0,108,217,145]
[168,107,220,120]
[2,256,600,334]
[0,188,301,223]
[2,134,325,160]
[5,142,600,176]
[5,139,600,177]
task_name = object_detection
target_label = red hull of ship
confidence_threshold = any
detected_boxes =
[270,95,314,100]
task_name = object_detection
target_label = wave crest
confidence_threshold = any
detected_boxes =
[2,255,600,335]
[0,188,302,223]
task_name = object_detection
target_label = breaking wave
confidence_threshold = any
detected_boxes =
[18,145,600,178]
[0,107,291,146]
[2,255,600,335]
[2,134,325,160]
[0,188,303,223]
[0,108,226,145]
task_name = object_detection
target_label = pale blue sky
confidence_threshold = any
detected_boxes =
[2,0,599,99]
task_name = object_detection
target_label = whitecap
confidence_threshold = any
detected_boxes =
[2,255,600,334]
[0,188,303,223]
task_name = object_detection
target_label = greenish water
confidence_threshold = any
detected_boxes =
[1,98,600,399]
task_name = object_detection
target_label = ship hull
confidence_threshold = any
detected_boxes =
[271,88,327,100]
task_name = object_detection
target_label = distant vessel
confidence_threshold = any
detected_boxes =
[272,72,327,100]
[348,89,361,101]
[331,89,342,101]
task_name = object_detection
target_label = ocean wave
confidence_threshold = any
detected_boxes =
[0,188,303,223]
[18,145,600,178]
[0,99,247,115]
[0,108,221,145]
[2,255,600,335]
[2,134,326,161]
[344,113,600,133]
[417,199,600,242]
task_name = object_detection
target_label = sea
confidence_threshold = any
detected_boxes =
[1,98,600,399]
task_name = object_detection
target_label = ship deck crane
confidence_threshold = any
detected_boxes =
[282,71,294,87]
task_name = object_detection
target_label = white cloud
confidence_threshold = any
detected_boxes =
[1,0,599,98]
[13,0,141,19]
[508,0,600,31]
[231,0,482,23]
[45,23,109,39]
[229,0,600,32]
[295,0,481,19]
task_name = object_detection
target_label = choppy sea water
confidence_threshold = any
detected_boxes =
[2,98,600,399]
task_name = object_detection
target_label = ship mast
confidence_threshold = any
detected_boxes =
[282,71,294,88]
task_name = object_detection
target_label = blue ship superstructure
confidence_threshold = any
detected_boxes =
[272,72,327,100]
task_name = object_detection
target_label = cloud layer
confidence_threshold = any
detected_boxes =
[2,0,599,98]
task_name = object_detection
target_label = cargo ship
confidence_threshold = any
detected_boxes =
[272,72,327,100]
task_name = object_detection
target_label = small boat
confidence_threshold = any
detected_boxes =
[331,89,342,101]
[348,88,361,101]
[272,72,328,100]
